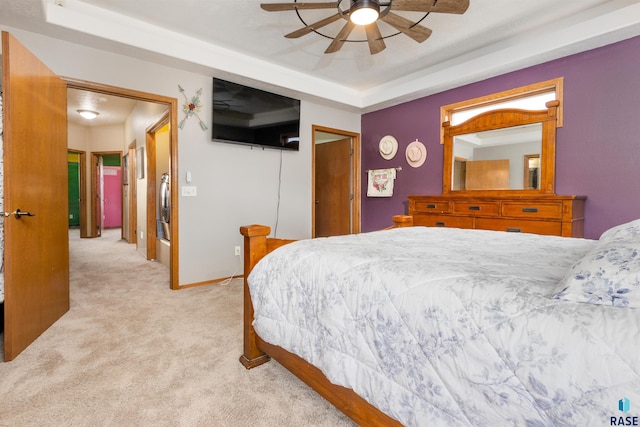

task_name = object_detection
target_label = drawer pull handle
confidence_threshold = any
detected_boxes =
[468,206,481,211]
[522,207,539,213]
[507,227,522,233]
[427,204,437,209]
[435,221,446,227]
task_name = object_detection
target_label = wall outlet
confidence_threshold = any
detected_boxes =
[234,246,241,256]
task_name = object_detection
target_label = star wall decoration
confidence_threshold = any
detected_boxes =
[178,85,207,130]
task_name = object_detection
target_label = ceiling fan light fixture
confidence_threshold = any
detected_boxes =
[350,0,380,26]
[77,109,99,120]
[260,0,469,54]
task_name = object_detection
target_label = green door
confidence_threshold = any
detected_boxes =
[68,153,80,227]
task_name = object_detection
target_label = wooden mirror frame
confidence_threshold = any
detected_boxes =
[442,100,559,197]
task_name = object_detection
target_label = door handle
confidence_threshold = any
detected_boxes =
[4,209,36,219]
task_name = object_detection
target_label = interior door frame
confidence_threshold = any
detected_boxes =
[144,111,169,262]
[523,153,541,190]
[312,125,361,237]
[64,77,180,290]
[89,151,122,238]
[67,149,88,237]
[126,140,138,244]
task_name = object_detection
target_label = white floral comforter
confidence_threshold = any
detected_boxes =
[248,227,640,426]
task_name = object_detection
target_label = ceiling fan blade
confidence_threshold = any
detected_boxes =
[391,0,470,14]
[325,20,356,54]
[261,2,337,12]
[365,23,386,55]
[285,13,344,38]
[381,11,432,43]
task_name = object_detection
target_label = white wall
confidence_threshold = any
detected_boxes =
[68,123,89,152]
[88,124,125,152]
[3,26,361,286]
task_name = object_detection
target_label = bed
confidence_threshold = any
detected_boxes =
[239,216,640,426]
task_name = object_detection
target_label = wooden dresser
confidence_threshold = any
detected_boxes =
[408,195,586,237]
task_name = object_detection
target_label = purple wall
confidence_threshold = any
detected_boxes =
[361,35,640,239]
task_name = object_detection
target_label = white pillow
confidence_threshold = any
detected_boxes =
[553,220,640,308]
[598,218,640,243]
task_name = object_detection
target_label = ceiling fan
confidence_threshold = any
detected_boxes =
[260,0,470,55]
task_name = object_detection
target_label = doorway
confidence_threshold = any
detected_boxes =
[144,112,171,266]
[64,78,179,290]
[312,125,361,237]
[524,154,541,190]
[453,157,467,191]
[67,149,88,237]
[125,140,138,244]
[90,151,123,237]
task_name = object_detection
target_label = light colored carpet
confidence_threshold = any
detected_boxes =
[0,228,353,426]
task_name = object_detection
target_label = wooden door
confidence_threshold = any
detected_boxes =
[465,159,510,190]
[315,138,352,237]
[2,32,70,361]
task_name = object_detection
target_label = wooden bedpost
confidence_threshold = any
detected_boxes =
[237,222,405,426]
[239,224,272,369]
[391,215,413,228]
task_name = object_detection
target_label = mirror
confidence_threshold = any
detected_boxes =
[452,123,542,190]
[443,101,559,196]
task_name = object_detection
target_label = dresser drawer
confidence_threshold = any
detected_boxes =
[475,218,562,236]
[412,201,450,214]
[452,201,500,216]
[407,195,585,238]
[501,202,563,219]
[414,214,474,229]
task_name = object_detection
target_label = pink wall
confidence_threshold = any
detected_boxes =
[103,166,122,228]
[361,35,640,239]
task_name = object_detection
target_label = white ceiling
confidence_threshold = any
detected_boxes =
[2,0,640,116]
[67,88,137,127]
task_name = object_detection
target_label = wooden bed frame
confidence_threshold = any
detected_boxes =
[239,215,413,426]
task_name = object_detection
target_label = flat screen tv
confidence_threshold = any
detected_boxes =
[212,78,300,151]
